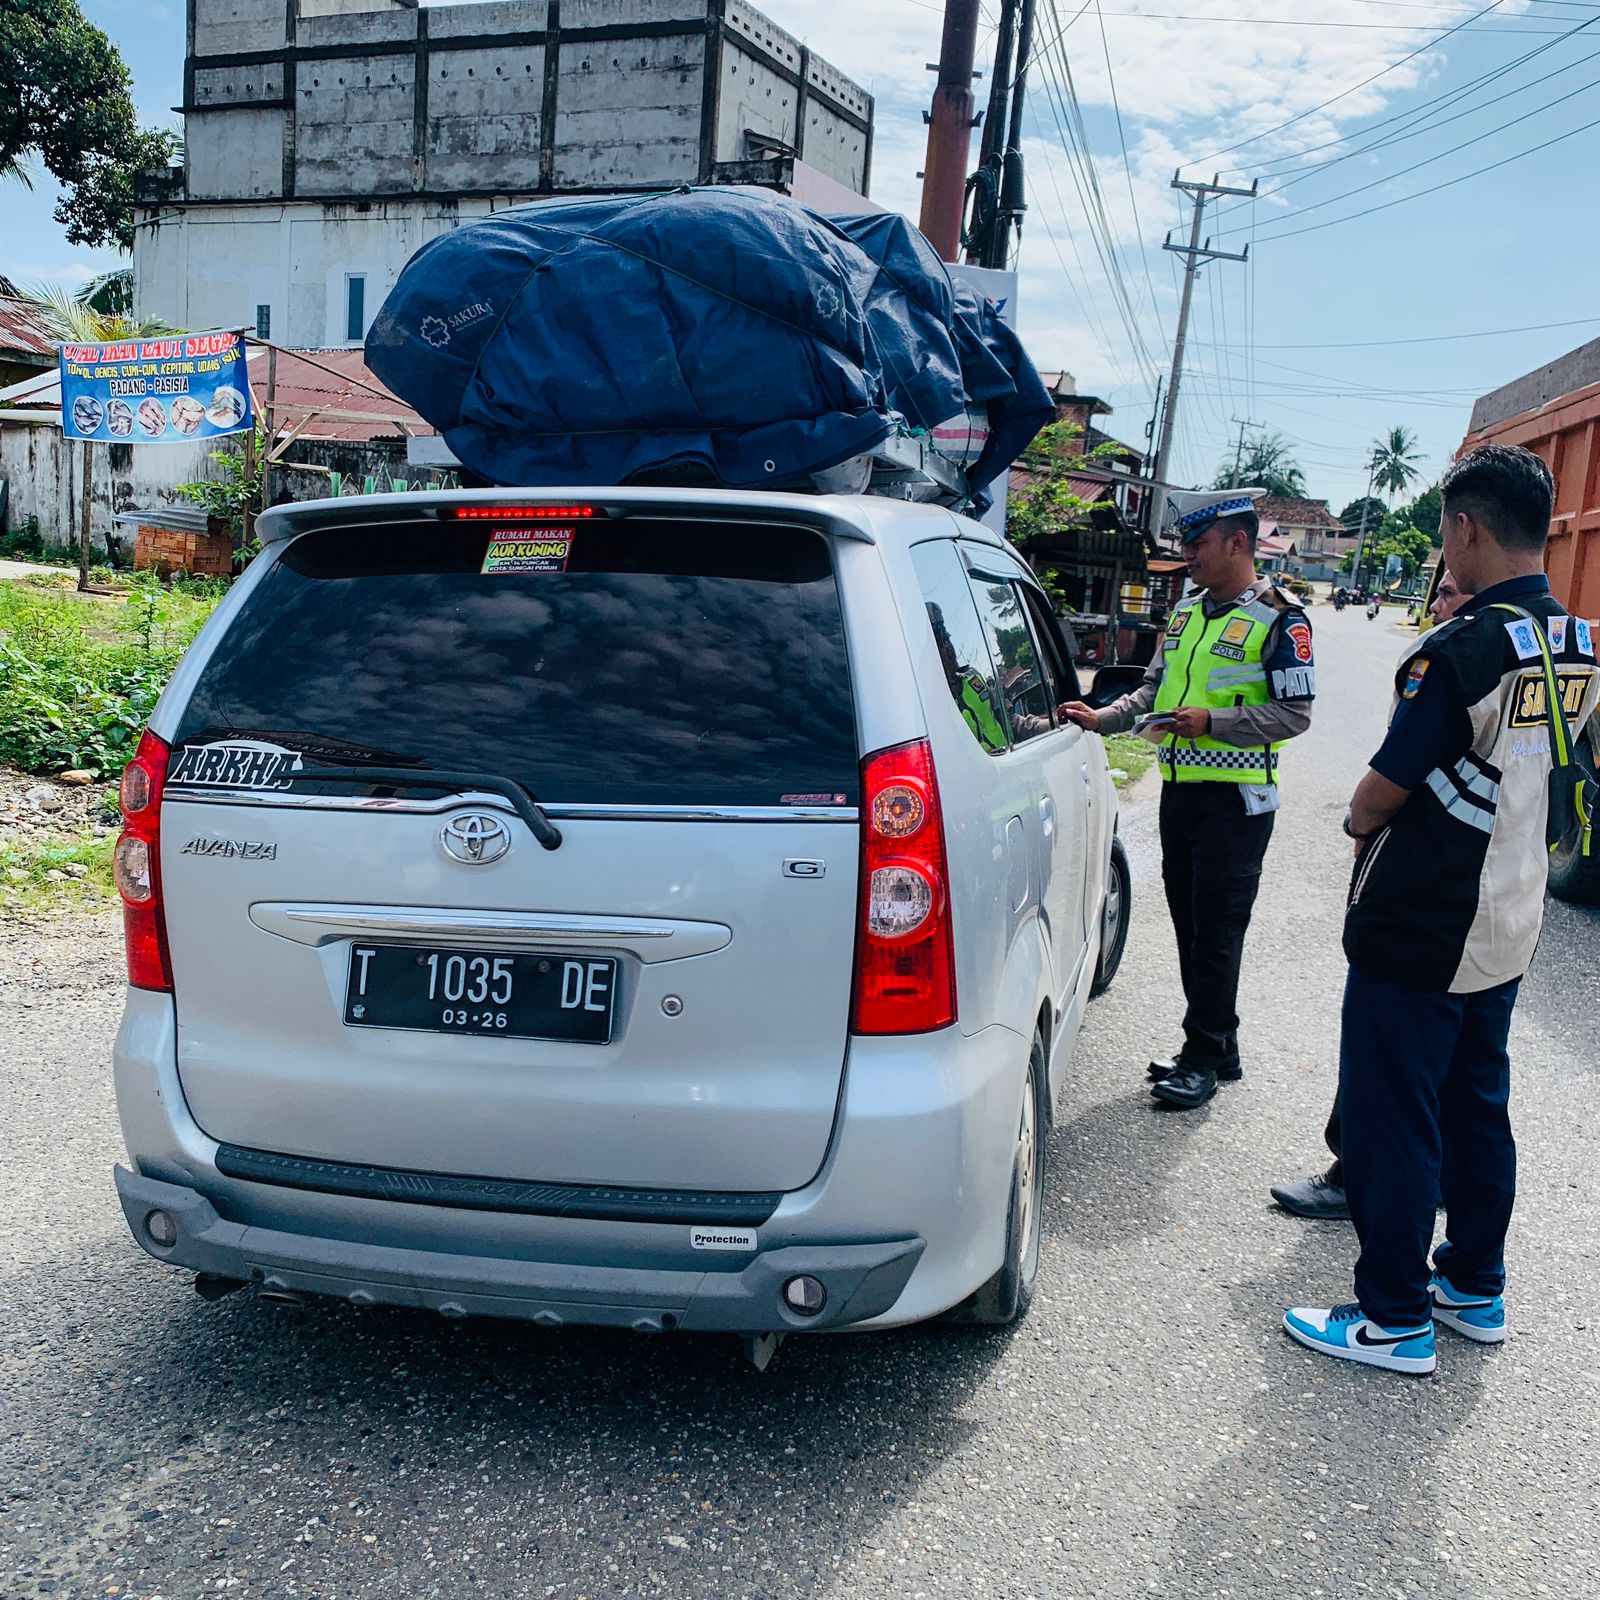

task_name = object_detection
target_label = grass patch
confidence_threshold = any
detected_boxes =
[1104,732,1157,790]
[0,830,116,914]
[0,577,223,778]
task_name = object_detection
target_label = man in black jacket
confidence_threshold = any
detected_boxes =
[1282,447,1599,1375]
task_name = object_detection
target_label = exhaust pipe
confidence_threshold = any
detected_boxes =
[257,1279,307,1306]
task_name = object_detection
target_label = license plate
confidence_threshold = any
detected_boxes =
[343,944,618,1044]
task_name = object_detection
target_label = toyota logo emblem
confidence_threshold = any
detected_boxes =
[440,812,512,865]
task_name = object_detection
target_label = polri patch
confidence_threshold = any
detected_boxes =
[1220,615,1252,647]
[1287,621,1314,664]
[1165,609,1192,638]
[1548,616,1568,653]
[1402,657,1430,699]
[1578,619,1595,658]
[1211,642,1247,662]
[1504,617,1541,660]
[482,526,575,575]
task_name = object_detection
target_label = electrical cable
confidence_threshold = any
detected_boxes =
[1257,109,1600,240]
[1190,0,1505,165]
[1225,66,1600,235]
[1191,313,1600,349]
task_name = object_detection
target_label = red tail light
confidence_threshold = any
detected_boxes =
[115,729,173,992]
[442,504,601,520]
[851,739,957,1035]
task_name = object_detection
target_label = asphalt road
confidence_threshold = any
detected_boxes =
[3,604,1597,1599]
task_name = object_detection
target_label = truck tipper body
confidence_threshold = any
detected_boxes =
[1462,336,1600,902]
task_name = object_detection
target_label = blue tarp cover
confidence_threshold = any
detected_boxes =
[366,187,1051,503]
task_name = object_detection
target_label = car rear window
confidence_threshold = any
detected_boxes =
[172,515,859,808]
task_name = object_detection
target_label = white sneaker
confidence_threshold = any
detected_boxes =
[1283,1302,1436,1374]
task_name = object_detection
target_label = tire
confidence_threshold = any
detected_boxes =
[1090,833,1131,998]
[945,1030,1047,1326]
[1548,726,1600,905]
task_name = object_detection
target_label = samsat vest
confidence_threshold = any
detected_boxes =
[1344,599,1600,993]
[1152,588,1307,784]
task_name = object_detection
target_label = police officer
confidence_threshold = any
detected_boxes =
[1062,488,1316,1110]
[1283,445,1600,1374]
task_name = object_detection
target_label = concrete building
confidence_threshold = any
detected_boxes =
[136,0,875,346]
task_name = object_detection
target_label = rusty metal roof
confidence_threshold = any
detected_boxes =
[0,298,57,366]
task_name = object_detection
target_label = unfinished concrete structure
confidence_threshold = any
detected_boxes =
[136,0,875,346]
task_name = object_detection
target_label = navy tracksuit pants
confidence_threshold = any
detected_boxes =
[1338,964,1520,1330]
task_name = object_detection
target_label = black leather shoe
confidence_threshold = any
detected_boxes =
[1269,1171,1351,1220]
[1150,1064,1218,1110]
[1148,1054,1242,1083]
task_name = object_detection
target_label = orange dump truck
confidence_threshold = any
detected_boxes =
[1461,336,1600,902]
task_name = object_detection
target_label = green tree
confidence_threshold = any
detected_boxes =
[1213,431,1306,498]
[177,427,266,540]
[0,0,177,251]
[1369,424,1423,502]
[1380,482,1441,544]
[1006,422,1119,608]
[19,278,172,341]
[1339,495,1387,536]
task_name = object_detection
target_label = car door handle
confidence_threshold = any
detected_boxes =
[1039,795,1055,838]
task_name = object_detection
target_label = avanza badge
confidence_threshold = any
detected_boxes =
[482,526,575,574]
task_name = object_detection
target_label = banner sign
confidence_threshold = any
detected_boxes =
[59,329,253,443]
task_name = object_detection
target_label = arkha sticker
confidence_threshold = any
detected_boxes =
[482,526,575,574]
[1219,615,1252,647]
[1402,657,1430,699]
[167,741,304,790]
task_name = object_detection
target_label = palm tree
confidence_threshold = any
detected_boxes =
[1213,431,1307,499]
[1369,425,1422,502]
[20,277,171,342]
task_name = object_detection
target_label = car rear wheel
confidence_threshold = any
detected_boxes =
[945,1029,1047,1326]
[1090,833,1131,997]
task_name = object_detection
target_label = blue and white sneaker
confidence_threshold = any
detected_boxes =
[1283,1303,1436,1374]
[1429,1274,1506,1344]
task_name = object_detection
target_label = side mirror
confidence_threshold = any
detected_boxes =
[1084,665,1146,710]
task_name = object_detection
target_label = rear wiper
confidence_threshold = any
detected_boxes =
[279,767,563,852]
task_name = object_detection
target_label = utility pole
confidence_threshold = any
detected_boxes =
[964,0,1036,270]
[1230,415,1263,484]
[919,0,984,263]
[1351,460,1378,590]
[1150,172,1258,533]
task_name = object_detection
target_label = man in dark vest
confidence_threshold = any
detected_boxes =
[1284,445,1600,1374]
[1063,487,1316,1110]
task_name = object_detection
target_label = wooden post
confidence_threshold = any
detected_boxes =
[241,423,257,549]
[77,439,93,592]
[262,341,278,510]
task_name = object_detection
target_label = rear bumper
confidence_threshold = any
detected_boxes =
[114,988,1026,1333]
[115,1166,922,1333]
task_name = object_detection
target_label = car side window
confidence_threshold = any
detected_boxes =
[1019,582,1081,705]
[910,541,1009,756]
[965,564,1055,745]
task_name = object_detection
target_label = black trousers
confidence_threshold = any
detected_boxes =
[1339,963,1519,1328]
[1158,782,1275,1064]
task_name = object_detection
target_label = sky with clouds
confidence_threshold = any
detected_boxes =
[6,0,1600,513]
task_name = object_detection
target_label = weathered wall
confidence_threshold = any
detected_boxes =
[0,423,226,558]
[176,0,869,202]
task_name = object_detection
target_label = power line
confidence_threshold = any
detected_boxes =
[1230,67,1600,235]
[1258,108,1600,240]
[1235,12,1600,184]
[1191,0,1506,165]
[1101,9,1574,29]
[1191,314,1600,349]
[1093,0,1161,329]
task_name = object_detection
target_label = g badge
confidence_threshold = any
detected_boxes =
[783,859,826,879]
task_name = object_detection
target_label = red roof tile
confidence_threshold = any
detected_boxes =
[0,298,58,365]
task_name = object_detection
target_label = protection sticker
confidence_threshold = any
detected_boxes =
[482,526,575,574]
[1508,667,1594,728]
[1504,618,1542,660]
[1548,616,1568,653]
[1220,616,1252,647]
[780,793,848,806]
[1578,619,1595,658]
[167,740,304,790]
[1165,609,1191,638]
[1210,642,1247,662]
[690,1226,757,1252]
[1402,657,1430,699]
[1287,621,1314,664]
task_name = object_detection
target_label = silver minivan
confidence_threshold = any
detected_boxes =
[112,487,1129,1358]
